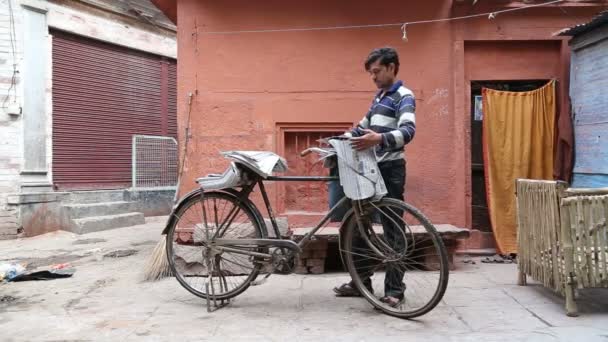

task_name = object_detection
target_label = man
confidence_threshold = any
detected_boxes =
[331,46,416,307]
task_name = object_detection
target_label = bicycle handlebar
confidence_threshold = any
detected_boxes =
[301,144,390,163]
[300,147,336,158]
[300,148,313,157]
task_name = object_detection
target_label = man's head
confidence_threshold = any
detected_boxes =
[364,47,400,90]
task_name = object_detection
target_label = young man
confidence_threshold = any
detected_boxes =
[332,46,416,306]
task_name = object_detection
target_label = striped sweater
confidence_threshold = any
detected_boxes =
[347,80,416,162]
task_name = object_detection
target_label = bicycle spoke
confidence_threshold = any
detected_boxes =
[213,205,241,239]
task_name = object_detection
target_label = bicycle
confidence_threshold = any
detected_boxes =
[163,137,449,319]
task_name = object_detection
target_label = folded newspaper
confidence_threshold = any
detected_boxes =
[221,151,288,178]
[328,139,387,200]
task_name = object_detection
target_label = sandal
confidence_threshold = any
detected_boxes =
[481,254,515,264]
[379,295,405,308]
[333,282,372,297]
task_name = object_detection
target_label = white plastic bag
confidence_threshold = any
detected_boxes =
[0,263,26,281]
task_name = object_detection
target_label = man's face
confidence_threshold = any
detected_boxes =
[367,60,396,90]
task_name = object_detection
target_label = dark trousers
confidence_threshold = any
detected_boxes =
[328,159,406,297]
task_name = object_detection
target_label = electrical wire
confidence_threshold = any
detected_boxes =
[199,0,564,35]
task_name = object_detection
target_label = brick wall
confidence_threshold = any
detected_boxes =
[0,0,22,239]
[294,239,329,274]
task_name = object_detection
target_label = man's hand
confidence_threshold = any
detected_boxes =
[350,129,382,151]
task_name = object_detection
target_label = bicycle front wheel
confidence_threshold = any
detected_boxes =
[341,198,449,319]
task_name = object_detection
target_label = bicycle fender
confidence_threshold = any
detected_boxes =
[160,188,264,236]
[161,188,203,235]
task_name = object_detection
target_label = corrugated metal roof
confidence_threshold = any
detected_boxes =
[557,10,608,36]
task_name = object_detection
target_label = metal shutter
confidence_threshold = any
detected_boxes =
[51,30,176,190]
[167,62,178,138]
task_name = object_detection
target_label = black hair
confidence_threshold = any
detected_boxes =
[364,47,400,75]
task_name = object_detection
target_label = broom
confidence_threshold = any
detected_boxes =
[142,92,194,281]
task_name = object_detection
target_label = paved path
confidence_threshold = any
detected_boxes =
[1,219,607,341]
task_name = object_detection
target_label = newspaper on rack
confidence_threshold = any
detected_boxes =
[328,139,387,200]
[221,151,288,178]
[196,162,243,190]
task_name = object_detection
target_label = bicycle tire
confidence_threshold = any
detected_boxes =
[342,198,449,319]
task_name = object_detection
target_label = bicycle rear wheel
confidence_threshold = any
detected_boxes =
[341,198,449,319]
[166,190,266,300]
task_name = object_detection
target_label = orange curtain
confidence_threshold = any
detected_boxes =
[482,81,556,255]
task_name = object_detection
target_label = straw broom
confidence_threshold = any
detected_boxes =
[142,92,194,281]
[142,229,172,281]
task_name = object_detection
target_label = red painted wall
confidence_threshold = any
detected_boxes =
[170,0,600,246]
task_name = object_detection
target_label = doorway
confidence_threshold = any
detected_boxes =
[469,80,550,235]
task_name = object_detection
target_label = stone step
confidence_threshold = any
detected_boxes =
[66,190,126,204]
[63,201,138,219]
[291,224,469,239]
[71,212,145,234]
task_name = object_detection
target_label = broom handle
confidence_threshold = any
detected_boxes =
[174,92,194,204]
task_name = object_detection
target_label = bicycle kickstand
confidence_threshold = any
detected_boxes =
[205,262,230,313]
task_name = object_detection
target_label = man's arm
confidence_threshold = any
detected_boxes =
[344,108,372,138]
[381,95,416,149]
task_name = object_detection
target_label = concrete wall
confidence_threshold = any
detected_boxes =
[0,0,24,239]
[7,189,174,237]
[171,0,600,248]
[126,189,175,217]
[7,191,68,237]
[0,0,177,238]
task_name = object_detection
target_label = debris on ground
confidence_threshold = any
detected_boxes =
[10,268,75,282]
[2,261,76,282]
[104,249,138,258]
[12,254,83,270]
[0,263,26,281]
[51,263,72,270]
[73,238,107,245]
[0,295,18,303]
[131,240,158,247]
[460,254,477,265]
